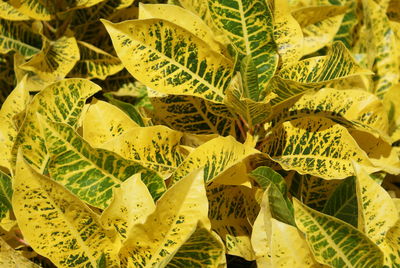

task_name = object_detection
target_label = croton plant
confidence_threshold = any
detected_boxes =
[0,0,400,267]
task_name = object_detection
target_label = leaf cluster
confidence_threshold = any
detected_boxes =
[1,0,400,267]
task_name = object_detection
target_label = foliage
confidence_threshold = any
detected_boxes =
[0,0,400,267]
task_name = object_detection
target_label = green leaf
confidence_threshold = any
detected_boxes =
[208,0,278,95]
[294,199,384,267]
[322,176,358,227]
[39,118,166,208]
[102,18,234,103]
[12,79,101,173]
[0,171,11,220]
[0,19,42,56]
[261,116,379,179]
[12,152,120,267]
[104,93,145,126]
[250,167,295,226]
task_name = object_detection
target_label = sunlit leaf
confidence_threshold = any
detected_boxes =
[0,0,30,21]
[13,152,120,267]
[0,237,40,267]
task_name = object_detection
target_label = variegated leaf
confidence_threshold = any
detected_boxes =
[261,116,379,179]
[269,42,371,105]
[103,18,234,103]
[294,199,384,267]
[273,0,303,65]
[268,88,390,140]
[19,36,80,85]
[0,0,29,20]
[101,125,186,177]
[167,223,226,268]
[208,0,278,95]
[322,176,357,227]
[150,94,235,136]
[0,237,40,267]
[252,191,321,267]
[138,3,227,55]
[69,41,123,80]
[250,167,295,226]
[82,99,139,148]
[224,73,272,128]
[0,171,11,220]
[292,5,347,56]
[0,19,41,56]
[12,79,101,173]
[171,136,259,184]
[103,93,146,127]
[39,118,166,208]
[290,173,341,211]
[0,77,29,171]
[362,0,399,98]
[119,168,209,267]
[13,152,120,267]
[207,184,255,260]
[100,174,155,241]
[175,0,216,31]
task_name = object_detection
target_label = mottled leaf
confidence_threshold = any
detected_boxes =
[0,171,11,220]
[13,152,120,267]
[0,0,29,20]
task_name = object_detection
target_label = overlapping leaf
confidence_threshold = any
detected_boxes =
[119,169,210,267]
[12,79,101,173]
[40,118,165,208]
[103,18,234,103]
[101,125,186,177]
[294,199,384,267]
[0,237,40,267]
[0,171,12,220]
[208,0,278,96]
[0,0,29,21]
[261,116,379,179]
[12,152,120,267]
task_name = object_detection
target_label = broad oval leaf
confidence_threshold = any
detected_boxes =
[101,125,186,177]
[12,152,120,267]
[208,0,278,95]
[69,41,124,80]
[82,99,139,148]
[40,118,166,208]
[0,77,29,171]
[171,136,259,184]
[119,168,209,267]
[261,116,379,179]
[0,19,41,56]
[100,174,156,241]
[12,79,101,173]
[294,199,384,267]
[103,18,234,103]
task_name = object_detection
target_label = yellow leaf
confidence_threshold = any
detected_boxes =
[12,79,101,173]
[207,184,256,260]
[101,125,186,177]
[12,152,120,267]
[273,0,304,65]
[69,41,124,80]
[294,198,384,267]
[0,237,40,267]
[0,0,29,20]
[138,3,227,55]
[292,5,347,56]
[102,18,234,103]
[101,174,156,241]
[252,191,321,267]
[19,35,80,84]
[82,99,139,148]
[261,116,379,179]
[0,77,29,171]
[119,168,209,267]
[14,53,50,92]
[171,136,259,184]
